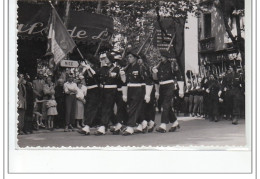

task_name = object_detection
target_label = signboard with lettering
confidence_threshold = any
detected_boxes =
[17,1,114,42]
[60,60,79,68]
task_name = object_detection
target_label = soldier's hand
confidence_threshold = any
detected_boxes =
[122,95,127,102]
[219,98,224,103]
[119,70,125,76]
[155,92,159,100]
[152,67,158,74]
[206,89,210,93]
[145,95,150,103]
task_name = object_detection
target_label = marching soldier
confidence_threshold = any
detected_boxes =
[152,51,180,133]
[78,56,101,135]
[221,64,243,125]
[193,76,204,117]
[206,74,220,122]
[120,51,152,135]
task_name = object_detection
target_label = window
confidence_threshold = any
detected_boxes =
[204,13,211,38]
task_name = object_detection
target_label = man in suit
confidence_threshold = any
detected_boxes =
[18,74,27,135]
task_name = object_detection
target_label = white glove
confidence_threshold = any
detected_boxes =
[206,89,210,93]
[218,91,222,97]
[152,68,158,73]
[155,92,159,100]
[85,64,91,70]
[122,95,127,102]
[219,98,224,103]
[120,70,125,76]
[145,95,150,103]
[224,87,227,91]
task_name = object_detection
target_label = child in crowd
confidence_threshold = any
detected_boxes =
[75,81,87,128]
[46,95,58,131]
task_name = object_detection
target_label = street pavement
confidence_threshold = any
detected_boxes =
[18,114,246,148]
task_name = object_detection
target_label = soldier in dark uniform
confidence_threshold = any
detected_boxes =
[222,64,243,124]
[138,57,156,133]
[193,77,204,117]
[206,74,220,122]
[94,52,121,135]
[183,81,192,116]
[110,55,128,134]
[120,51,152,135]
[202,76,209,119]
[78,56,101,135]
[152,51,180,133]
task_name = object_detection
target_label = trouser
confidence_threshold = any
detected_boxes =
[115,90,128,125]
[144,87,156,122]
[209,94,219,119]
[100,88,117,127]
[65,94,76,126]
[188,94,194,113]
[127,86,145,127]
[203,93,210,116]
[18,109,25,133]
[24,116,33,132]
[84,88,100,127]
[55,98,65,128]
[232,88,242,118]
[193,95,203,114]
[137,86,146,124]
[160,83,177,124]
[183,95,189,114]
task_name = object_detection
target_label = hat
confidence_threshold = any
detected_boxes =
[100,52,115,63]
[68,73,74,78]
[126,50,140,59]
[160,50,171,58]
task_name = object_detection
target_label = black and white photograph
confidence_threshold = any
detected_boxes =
[15,0,248,148]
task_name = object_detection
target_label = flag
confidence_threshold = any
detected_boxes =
[48,7,76,64]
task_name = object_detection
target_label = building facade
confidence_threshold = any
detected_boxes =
[198,0,244,76]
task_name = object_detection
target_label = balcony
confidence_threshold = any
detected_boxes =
[199,37,215,52]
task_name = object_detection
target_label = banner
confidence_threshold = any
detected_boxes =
[48,7,76,64]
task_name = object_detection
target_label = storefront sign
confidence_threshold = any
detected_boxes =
[60,60,79,68]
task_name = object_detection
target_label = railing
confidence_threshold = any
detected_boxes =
[199,37,215,52]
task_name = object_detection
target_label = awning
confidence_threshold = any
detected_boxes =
[17,1,114,42]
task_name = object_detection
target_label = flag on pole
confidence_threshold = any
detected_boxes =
[48,6,76,64]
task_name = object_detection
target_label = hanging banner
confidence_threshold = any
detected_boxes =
[60,60,79,68]
[17,1,114,42]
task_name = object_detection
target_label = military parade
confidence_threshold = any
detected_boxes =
[16,0,245,146]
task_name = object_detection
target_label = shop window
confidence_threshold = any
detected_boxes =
[204,13,211,38]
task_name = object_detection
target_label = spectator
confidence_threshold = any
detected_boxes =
[75,81,87,128]
[46,95,58,131]
[43,76,55,128]
[54,78,65,128]
[24,74,34,134]
[64,73,77,132]
[17,74,27,135]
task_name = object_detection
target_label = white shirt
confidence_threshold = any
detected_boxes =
[64,82,77,94]
[76,85,87,100]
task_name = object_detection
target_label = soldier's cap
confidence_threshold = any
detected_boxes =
[126,50,140,59]
[57,78,64,83]
[100,52,115,63]
[160,50,171,58]
[68,73,74,78]
[38,70,44,75]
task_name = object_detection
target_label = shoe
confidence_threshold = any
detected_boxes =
[18,131,25,135]
[232,119,238,125]
[110,126,116,133]
[156,127,166,133]
[94,131,105,136]
[50,128,54,131]
[169,124,180,132]
[64,126,69,132]
[142,126,148,134]
[68,124,74,131]
[112,129,121,135]
[76,124,81,129]
[148,123,156,133]
[134,129,143,134]
[77,129,90,135]
[122,131,133,136]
